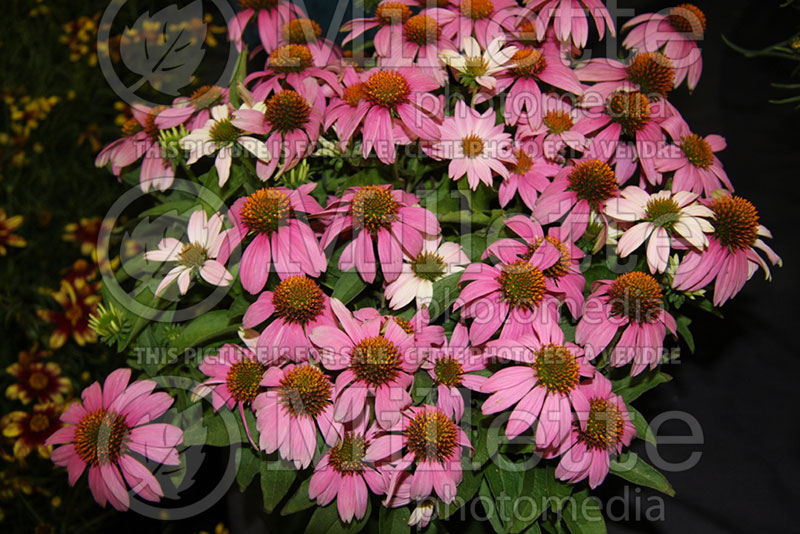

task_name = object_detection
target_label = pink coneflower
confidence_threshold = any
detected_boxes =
[492,40,583,129]
[385,235,469,310]
[673,195,781,306]
[243,275,337,363]
[227,0,305,53]
[342,1,416,57]
[516,94,589,161]
[485,216,586,317]
[320,185,440,283]
[524,0,616,48]
[443,0,519,49]
[143,210,233,297]
[254,363,340,469]
[427,100,513,190]
[454,241,563,345]
[155,85,229,131]
[655,116,732,196]
[179,104,271,187]
[46,368,183,510]
[605,186,714,274]
[336,67,441,164]
[439,35,519,92]
[423,323,487,421]
[498,141,561,209]
[550,374,635,489]
[533,159,620,244]
[95,105,174,192]
[366,405,471,505]
[483,323,594,447]
[309,411,386,523]
[278,17,341,66]
[323,66,372,148]
[355,308,447,350]
[221,185,326,293]
[247,43,342,105]
[622,4,706,90]
[578,89,668,186]
[194,344,264,447]
[232,87,322,179]
[310,299,418,428]
[575,52,676,100]
[575,272,676,375]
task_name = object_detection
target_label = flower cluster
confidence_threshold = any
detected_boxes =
[75,0,781,530]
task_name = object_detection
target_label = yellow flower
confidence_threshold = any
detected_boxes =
[1,404,63,461]
[0,209,26,255]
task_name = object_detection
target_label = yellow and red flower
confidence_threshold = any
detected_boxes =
[2,404,63,460]
[6,360,71,405]
[0,209,26,255]
[37,278,101,349]
[63,217,102,256]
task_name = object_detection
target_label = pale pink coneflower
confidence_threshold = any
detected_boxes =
[548,374,635,489]
[254,362,341,469]
[46,369,183,511]
[220,184,326,293]
[575,272,677,375]
[341,1,417,57]
[673,195,781,306]
[574,52,676,101]
[319,185,441,283]
[482,321,595,448]
[385,235,470,310]
[427,99,514,190]
[604,186,714,274]
[155,85,229,131]
[143,210,233,297]
[179,104,270,187]
[515,93,589,161]
[438,35,518,92]
[310,299,418,428]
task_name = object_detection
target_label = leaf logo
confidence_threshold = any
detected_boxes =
[120,1,207,96]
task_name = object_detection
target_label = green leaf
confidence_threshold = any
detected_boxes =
[139,199,199,218]
[627,405,657,446]
[609,452,675,497]
[563,489,606,534]
[180,404,243,446]
[410,370,434,404]
[378,505,411,534]
[485,463,524,529]
[281,477,315,515]
[611,370,672,403]
[509,468,542,532]
[457,179,492,212]
[675,314,695,353]
[236,447,260,491]
[305,499,371,534]
[440,460,482,519]
[332,269,368,306]
[169,310,237,354]
[261,459,297,513]
[428,271,463,322]
[479,478,507,534]
[227,46,249,109]
[533,463,572,514]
